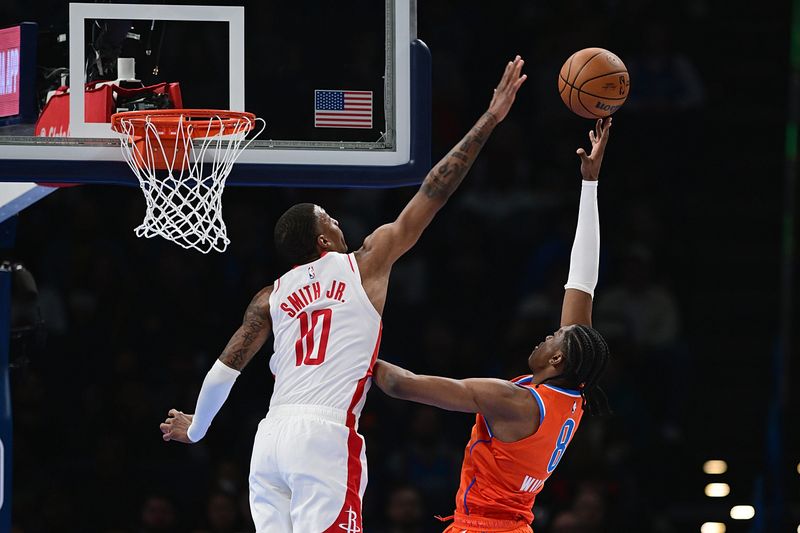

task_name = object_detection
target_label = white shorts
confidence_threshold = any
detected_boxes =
[248,404,367,533]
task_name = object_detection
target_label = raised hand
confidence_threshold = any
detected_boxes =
[576,117,612,181]
[160,409,195,443]
[487,55,527,123]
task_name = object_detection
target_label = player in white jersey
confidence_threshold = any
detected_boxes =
[159,56,527,532]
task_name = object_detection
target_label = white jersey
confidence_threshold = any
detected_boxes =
[267,252,382,424]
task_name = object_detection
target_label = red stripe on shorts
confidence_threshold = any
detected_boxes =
[323,324,382,532]
[321,426,364,533]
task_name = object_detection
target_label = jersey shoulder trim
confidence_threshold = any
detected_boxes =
[509,376,545,426]
[481,415,494,438]
[516,383,545,426]
[269,278,281,309]
[347,253,381,322]
[541,384,582,398]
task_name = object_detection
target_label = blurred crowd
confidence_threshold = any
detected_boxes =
[5,0,793,532]
[8,171,693,532]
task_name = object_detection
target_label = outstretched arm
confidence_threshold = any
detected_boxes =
[372,359,534,425]
[560,118,612,327]
[160,286,273,443]
[356,57,527,273]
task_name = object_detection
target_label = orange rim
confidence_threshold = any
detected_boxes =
[110,109,257,137]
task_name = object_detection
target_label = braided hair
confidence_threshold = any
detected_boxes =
[274,203,321,265]
[542,324,611,416]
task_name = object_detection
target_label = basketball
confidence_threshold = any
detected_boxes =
[558,48,630,119]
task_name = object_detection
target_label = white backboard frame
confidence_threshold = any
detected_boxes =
[0,1,413,168]
[69,3,246,138]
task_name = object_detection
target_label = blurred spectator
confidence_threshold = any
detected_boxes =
[595,245,681,349]
[212,460,247,497]
[547,484,607,533]
[191,492,243,533]
[380,486,426,533]
[595,245,690,440]
[387,407,459,514]
[138,495,178,533]
[571,484,606,530]
[550,512,591,533]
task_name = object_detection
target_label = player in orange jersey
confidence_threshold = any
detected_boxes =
[373,117,613,533]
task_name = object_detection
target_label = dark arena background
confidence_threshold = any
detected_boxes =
[2,0,799,532]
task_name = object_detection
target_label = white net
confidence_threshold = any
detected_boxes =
[114,112,265,253]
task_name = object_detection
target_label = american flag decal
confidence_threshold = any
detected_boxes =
[314,90,373,129]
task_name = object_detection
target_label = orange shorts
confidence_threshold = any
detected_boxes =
[442,515,533,533]
[443,524,532,533]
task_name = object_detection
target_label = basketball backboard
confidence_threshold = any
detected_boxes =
[0,0,430,188]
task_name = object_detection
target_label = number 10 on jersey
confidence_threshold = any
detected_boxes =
[295,309,333,366]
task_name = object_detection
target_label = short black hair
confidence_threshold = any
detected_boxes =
[274,203,321,265]
[556,324,611,416]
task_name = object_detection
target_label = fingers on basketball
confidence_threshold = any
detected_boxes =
[600,117,611,147]
[601,117,612,139]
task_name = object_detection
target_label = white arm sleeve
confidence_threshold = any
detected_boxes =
[186,359,241,442]
[564,180,600,298]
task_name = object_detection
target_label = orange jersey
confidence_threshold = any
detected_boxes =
[452,375,585,526]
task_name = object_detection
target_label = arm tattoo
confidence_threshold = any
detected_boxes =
[421,111,498,200]
[219,290,272,371]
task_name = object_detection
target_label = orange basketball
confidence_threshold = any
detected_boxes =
[558,48,630,119]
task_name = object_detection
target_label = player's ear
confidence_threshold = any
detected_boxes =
[548,352,564,367]
[317,233,332,250]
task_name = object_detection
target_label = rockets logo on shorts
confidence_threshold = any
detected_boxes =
[338,507,361,532]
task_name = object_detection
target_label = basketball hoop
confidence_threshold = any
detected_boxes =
[111,109,265,253]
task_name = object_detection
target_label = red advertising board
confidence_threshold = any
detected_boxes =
[0,26,20,118]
